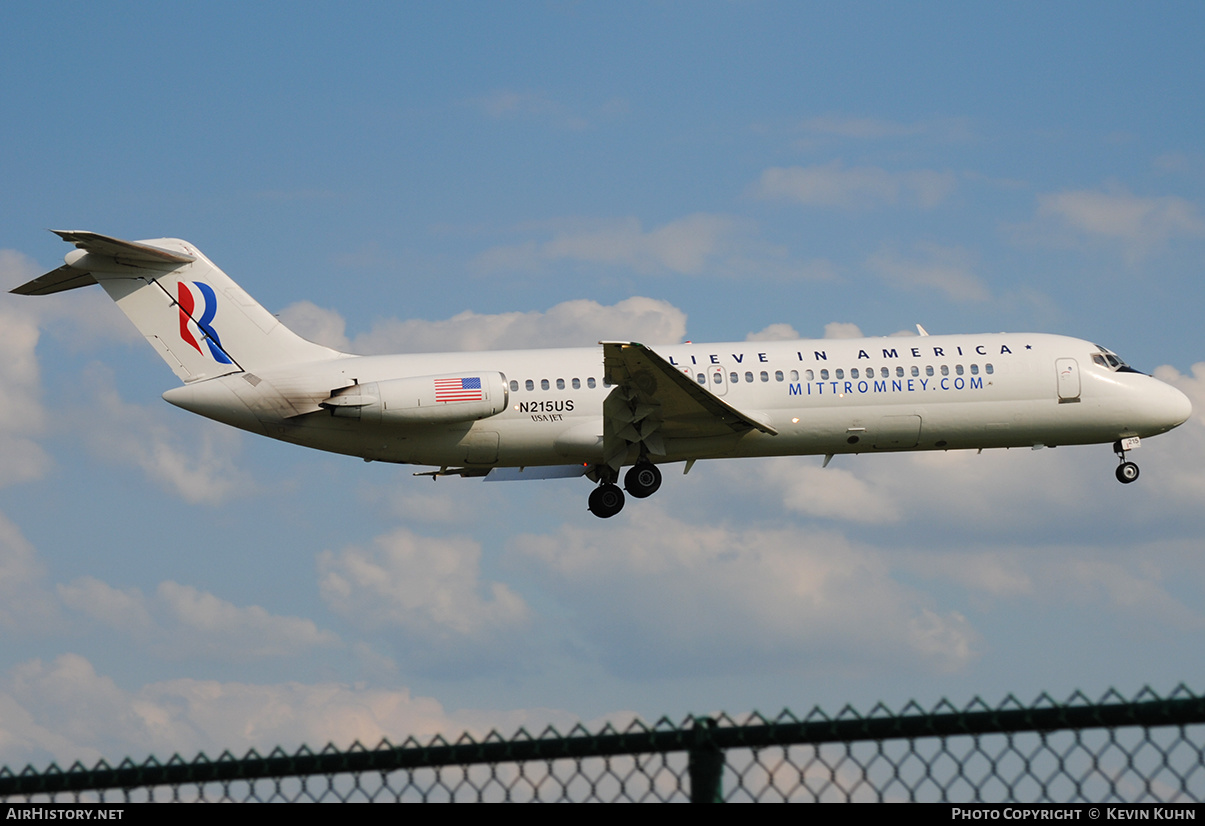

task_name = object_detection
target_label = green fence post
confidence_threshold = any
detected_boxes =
[688,716,723,803]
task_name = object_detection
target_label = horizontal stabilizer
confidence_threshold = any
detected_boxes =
[11,230,197,296]
[10,264,98,296]
[51,230,196,265]
[13,229,342,382]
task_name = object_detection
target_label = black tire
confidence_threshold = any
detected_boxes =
[624,462,663,499]
[1116,462,1139,484]
[588,483,626,517]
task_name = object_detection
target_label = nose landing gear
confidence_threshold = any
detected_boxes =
[1114,439,1140,484]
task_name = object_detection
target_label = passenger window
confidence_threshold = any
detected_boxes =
[956,365,964,376]
[745,371,754,383]
[541,379,550,390]
[820,369,829,381]
[836,369,844,380]
[971,364,979,375]
[911,366,919,377]
[525,379,534,391]
[713,372,722,384]
[881,367,889,378]
[760,371,769,382]
[926,366,934,377]
[790,370,799,381]
[588,377,597,388]
[985,364,994,375]
[510,380,518,392]
[896,366,904,378]
[572,378,581,389]
[697,373,706,385]
[775,370,784,382]
[730,372,739,383]
[603,378,612,388]
[556,378,565,390]
[851,368,859,379]
[804,370,813,381]
[941,365,949,376]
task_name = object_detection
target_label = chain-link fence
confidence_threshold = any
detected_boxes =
[2,687,1203,802]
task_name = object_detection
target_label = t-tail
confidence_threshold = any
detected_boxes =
[11,230,341,382]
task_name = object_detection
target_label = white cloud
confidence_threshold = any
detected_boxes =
[277,300,351,351]
[472,89,627,130]
[56,576,153,634]
[318,528,530,662]
[0,653,588,770]
[1139,363,1205,504]
[0,249,42,292]
[794,114,973,143]
[0,303,50,489]
[866,242,990,302]
[343,295,688,354]
[1026,185,1205,258]
[902,540,1205,631]
[754,161,957,209]
[69,365,254,505]
[0,259,51,490]
[57,577,339,660]
[756,460,902,523]
[1,249,142,350]
[472,214,823,281]
[746,323,800,342]
[475,214,740,275]
[510,508,977,677]
[0,513,59,633]
[823,322,864,339]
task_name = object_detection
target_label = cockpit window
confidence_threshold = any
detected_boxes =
[1093,345,1143,374]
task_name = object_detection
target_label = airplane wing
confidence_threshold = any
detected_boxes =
[600,341,777,468]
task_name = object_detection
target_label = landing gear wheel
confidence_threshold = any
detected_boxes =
[1116,461,1139,484]
[588,483,625,518]
[624,462,662,499]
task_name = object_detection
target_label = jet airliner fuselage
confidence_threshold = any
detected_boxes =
[13,231,1193,518]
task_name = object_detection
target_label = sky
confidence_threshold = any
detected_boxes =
[2,1,1205,770]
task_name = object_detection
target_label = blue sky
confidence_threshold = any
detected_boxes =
[2,2,1205,768]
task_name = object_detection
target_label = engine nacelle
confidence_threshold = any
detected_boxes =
[322,372,509,425]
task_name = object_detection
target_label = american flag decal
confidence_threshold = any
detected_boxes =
[434,376,484,403]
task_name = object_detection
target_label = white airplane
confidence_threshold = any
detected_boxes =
[13,231,1193,518]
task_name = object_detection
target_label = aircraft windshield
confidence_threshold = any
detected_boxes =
[1092,345,1143,374]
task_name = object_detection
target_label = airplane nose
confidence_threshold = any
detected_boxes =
[1155,380,1193,430]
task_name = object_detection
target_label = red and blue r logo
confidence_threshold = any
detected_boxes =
[178,281,233,364]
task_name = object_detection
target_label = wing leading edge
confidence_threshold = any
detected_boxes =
[600,341,777,468]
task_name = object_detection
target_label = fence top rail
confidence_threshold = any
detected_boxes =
[2,685,1201,798]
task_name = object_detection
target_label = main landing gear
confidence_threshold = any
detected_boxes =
[588,483,625,518]
[624,461,662,499]
[588,461,664,518]
[1113,439,1140,484]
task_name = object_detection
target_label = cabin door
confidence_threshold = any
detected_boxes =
[1056,358,1081,402]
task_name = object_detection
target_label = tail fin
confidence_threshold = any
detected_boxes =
[12,231,341,382]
